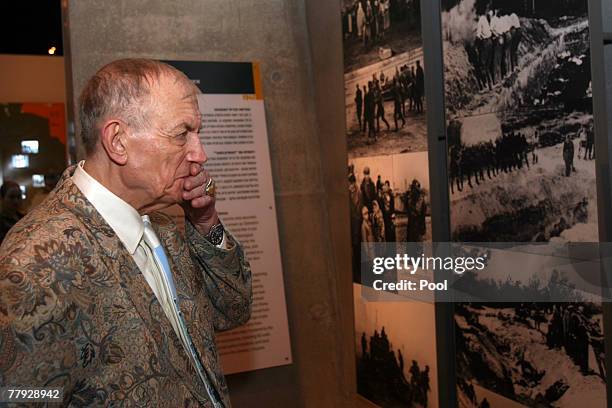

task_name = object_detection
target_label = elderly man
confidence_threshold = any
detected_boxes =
[0,59,252,407]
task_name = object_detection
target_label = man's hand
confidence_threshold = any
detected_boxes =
[181,163,219,236]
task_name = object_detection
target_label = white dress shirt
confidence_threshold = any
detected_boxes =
[490,15,504,37]
[510,13,521,29]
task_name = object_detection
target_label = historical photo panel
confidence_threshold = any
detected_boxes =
[343,0,427,158]
[442,0,605,406]
[348,152,431,282]
[442,0,596,242]
[354,284,438,408]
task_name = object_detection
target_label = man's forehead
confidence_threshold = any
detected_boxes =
[152,71,197,96]
[153,73,200,107]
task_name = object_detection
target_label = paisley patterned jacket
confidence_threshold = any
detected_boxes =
[0,165,252,407]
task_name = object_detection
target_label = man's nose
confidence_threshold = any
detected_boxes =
[187,133,207,164]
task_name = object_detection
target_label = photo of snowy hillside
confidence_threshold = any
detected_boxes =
[442,0,597,242]
[455,303,605,407]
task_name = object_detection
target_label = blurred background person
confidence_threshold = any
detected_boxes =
[0,181,24,243]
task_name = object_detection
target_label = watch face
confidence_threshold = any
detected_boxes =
[208,223,224,245]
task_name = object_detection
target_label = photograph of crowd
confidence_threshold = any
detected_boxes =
[442,1,605,406]
[343,0,428,158]
[442,0,597,243]
[348,152,431,281]
[354,284,438,407]
[343,0,422,72]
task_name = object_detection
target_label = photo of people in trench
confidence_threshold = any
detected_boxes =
[441,1,605,406]
[342,0,428,158]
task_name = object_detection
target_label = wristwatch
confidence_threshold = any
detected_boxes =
[206,222,224,246]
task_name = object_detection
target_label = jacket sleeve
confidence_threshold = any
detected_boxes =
[0,238,89,407]
[184,219,252,331]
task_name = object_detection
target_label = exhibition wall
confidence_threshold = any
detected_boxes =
[345,0,612,407]
[58,0,612,406]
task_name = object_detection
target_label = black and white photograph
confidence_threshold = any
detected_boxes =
[441,1,605,406]
[451,245,607,407]
[455,300,605,407]
[348,152,431,281]
[354,284,438,407]
[447,110,597,242]
[343,0,428,158]
[442,0,597,242]
[451,245,606,407]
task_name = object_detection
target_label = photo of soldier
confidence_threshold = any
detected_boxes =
[360,166,377,211]
[403,179,427,242]
[448,120,543,194]
[391,78,406,131]
[364,81,376,142]
[443,1,525,95]
[414,60,424,113]
[342,0,422,73]
[349,172,364,282]
[346,58,428,156]
[563,135,575,177]
[442,0,596,243]
[355,83,363,130]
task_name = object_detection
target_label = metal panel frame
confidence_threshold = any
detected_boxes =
[588,1,612,407]
[421,0,612,406]
[420,0,457,406]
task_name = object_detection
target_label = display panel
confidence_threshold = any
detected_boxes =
[441,1,606,406]
[165,60,291,375]
[31,174,45,188]
[11,155,29,169]
[342,1,437,406]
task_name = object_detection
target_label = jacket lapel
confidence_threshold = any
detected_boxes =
[151,215,228,406]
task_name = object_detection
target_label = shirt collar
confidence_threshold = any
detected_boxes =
[72,160,144,254]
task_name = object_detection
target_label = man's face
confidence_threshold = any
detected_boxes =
[124,73,206,209]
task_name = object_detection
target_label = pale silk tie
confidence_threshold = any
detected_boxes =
[141,216,224,408]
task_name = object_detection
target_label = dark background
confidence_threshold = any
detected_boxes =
[0,0,63,56]
[441,0,588,17]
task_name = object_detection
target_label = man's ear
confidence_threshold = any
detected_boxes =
[100,119,128,165]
